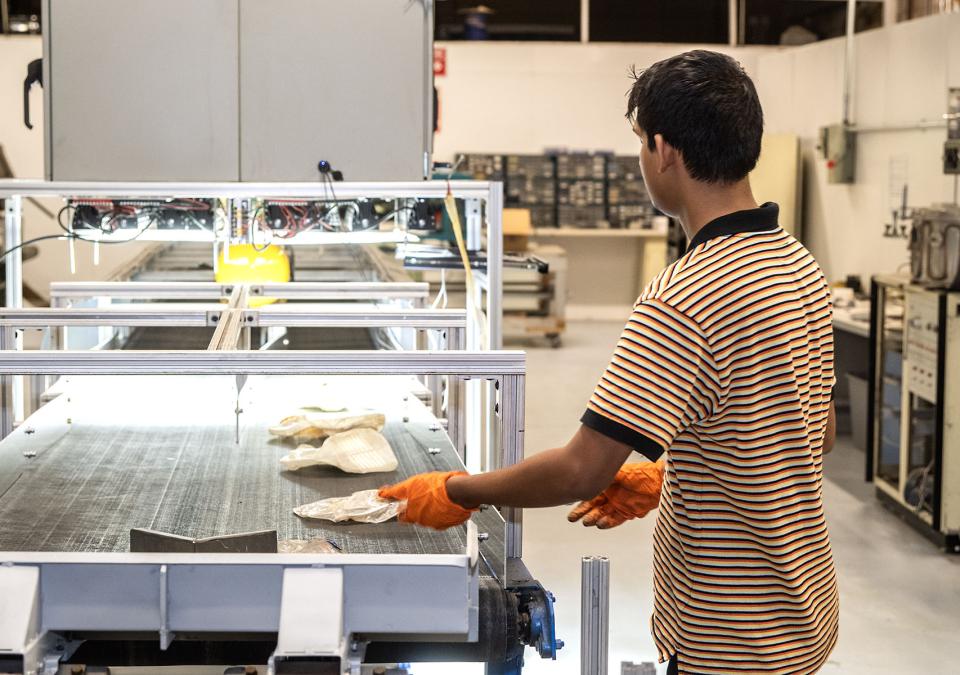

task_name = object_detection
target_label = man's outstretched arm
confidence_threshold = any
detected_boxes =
[446,425,635,509]
[378,425,637,529]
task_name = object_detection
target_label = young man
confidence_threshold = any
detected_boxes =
[380,50,839,674]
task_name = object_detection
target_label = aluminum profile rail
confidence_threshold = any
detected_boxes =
[252,282,428,301]
[0,307,469,440]
[581,556,610,675]
[0,307,467,330]
[57,230,418,245]
[0,307,215,328]
[253,307,466,330]
[0,179,497,200]
[49,281,430,303]
[0,350,525,376]
[498,369,525,559]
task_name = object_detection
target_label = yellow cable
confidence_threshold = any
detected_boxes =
[444,193,488,349]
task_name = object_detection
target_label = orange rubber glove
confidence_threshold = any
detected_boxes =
[379,471,477,530]
[567,459,665,529]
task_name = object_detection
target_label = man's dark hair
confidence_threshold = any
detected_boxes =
[627,50,763,184]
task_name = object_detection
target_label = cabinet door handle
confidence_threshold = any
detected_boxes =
[23,58,43,130]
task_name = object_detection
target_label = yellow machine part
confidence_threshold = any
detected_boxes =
[214,244,291,307]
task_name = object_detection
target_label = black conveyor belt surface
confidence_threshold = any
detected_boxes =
[123,327,214,350]
[0,377,505,562]
[122,326,377,351]
[271,327,377,350]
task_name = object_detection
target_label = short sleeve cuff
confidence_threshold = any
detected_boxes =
[580,409,665,461]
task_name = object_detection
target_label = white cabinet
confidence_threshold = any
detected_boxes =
[43,0,433,182]
[239,0,432,181]
[45,0,240,181]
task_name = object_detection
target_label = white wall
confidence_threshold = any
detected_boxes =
[755,13,960,282]
[433,42,780,313]
[0,36,150,304]
[433,42,776,160]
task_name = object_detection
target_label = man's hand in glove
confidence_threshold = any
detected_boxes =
[379,471,477,530]
[567,459,665,529]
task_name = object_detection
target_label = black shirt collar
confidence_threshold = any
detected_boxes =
[687,202,781,250]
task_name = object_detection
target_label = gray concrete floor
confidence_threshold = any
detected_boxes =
[511,320,960,675]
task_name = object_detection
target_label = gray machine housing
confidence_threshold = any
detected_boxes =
[41,0,433,182]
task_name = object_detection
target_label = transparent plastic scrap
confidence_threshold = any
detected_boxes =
[294,489,403,524]
[279,428,398,474]
[269,411,386,443]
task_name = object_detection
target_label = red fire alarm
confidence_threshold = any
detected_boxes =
[434,47,447,77]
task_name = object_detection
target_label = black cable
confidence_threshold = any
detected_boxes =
[324,171,340,205]
[2,217,155,261]
[1,234,74,260]
[321,172,338,230]
[56,204,76,235]
[321,172,350,231]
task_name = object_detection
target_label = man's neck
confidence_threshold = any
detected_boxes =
[677,180,759,242]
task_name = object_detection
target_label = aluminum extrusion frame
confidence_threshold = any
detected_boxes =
[0,349,525,674]
[48,281,430,303]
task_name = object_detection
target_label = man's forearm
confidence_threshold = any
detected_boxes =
[446,446,592,509]
[446,427,633,510]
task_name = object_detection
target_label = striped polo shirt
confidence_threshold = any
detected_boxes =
[582,203,839,674]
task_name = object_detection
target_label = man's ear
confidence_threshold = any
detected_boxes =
[653,133,678,175]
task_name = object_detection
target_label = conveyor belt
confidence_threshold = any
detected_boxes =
[120,326,378,351]
[268,326,377,350]
[122,326,215,350]
[0,376,505,565]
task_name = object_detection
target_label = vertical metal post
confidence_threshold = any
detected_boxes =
[424,328,443,416]
[464,197,484,473]
[4,196,24,425]
[46,295,64,396]
[481,184,505,485]
[499,373,525,559]
[580,0,589,42]
[465,197,482,252]
[42,0,53,180]
[581,556,610,675]
[446,326,467,460]
[843,0,857,125]
[0,326,15,438]
[728,0,739,45]
[423,0,435,178]
[412,296,435,403]
[5,196,23,310]
[486,183,504,350]
[448,326,466,351]
[28,374,43,418]
[882,0,898,27]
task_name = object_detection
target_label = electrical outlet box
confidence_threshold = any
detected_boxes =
[819,124,856,184]
[948,88,960,140]
[946,140,960,175]
[945,88,960,174]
